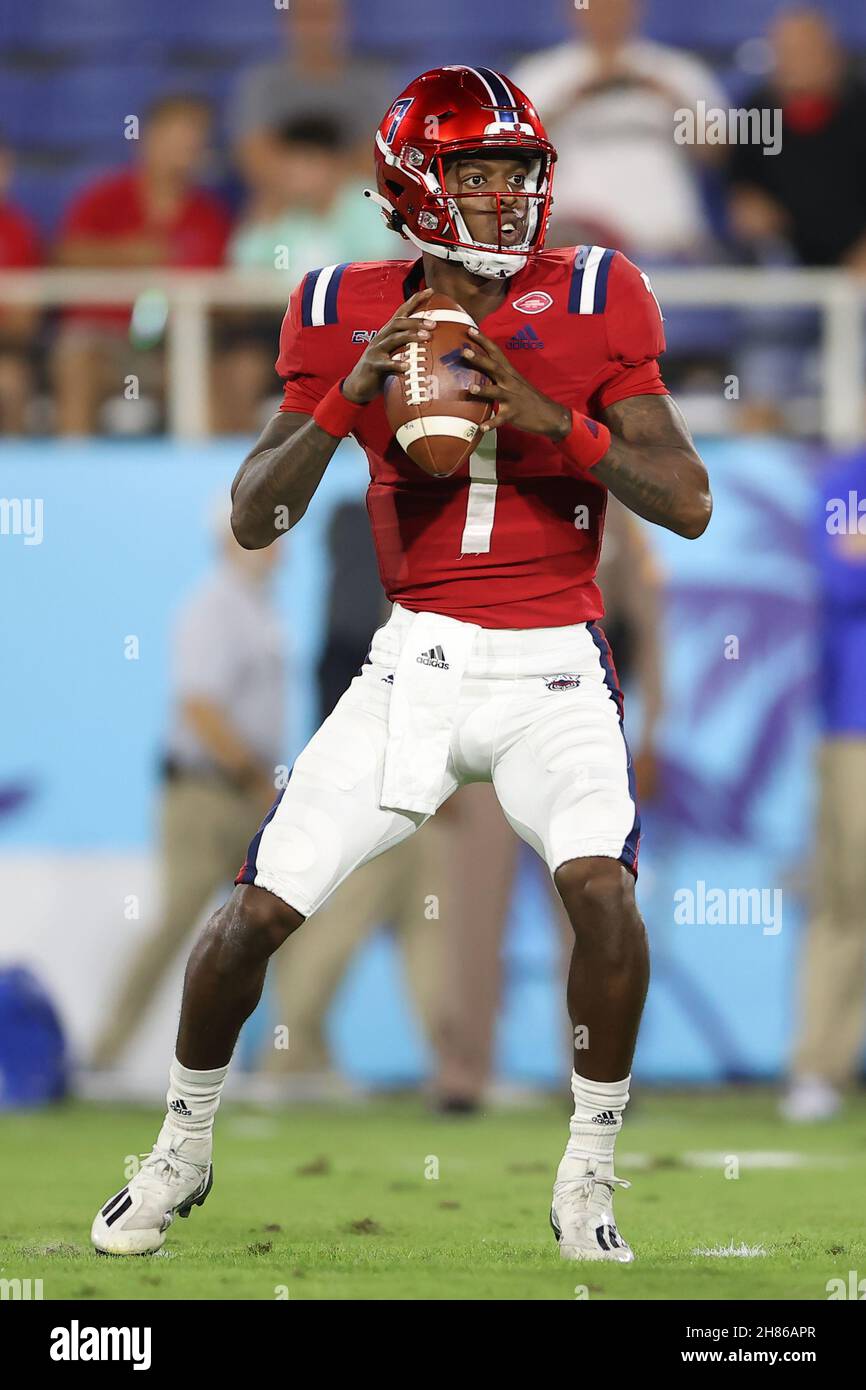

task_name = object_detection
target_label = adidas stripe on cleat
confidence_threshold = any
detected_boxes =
[550,1169,634,1263]
[91,1134,213,1256]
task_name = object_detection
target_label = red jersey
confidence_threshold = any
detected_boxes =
[277,245,667,629]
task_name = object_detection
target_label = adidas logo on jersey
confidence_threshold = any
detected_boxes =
[417,645,449,669]
[169,1097,193,1119]
[591,1110,618,1125]
[505,325,545,351]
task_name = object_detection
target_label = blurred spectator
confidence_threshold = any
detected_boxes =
[512,0,726,257]
[435,502,665,1109]
[91,506,283,1069]
[730,8,866,271]
[0,138,41,433]
[782,452,866,1122]
[314,501,387,721]
[229,0,392,188]
[229,117,396,278]
[264,502,452,1095]
[213,116,397,434]
[52,95,230,436]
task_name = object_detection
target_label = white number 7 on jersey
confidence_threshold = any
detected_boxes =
[460,428,498,554]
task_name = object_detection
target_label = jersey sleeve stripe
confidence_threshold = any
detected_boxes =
[300,270,317,327]
[301,263,348,327]
[568,244,614,316]
[592,248,615,314]
[323,262,349,325]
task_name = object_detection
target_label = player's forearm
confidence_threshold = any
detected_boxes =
[231,415,340,549]
[592,394,713,540]
[593,439,712,540]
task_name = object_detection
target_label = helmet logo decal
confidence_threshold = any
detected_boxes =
[385,97,415,146]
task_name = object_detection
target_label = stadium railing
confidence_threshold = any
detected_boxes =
[0,268,863,443]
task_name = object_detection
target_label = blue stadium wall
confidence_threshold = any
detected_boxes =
[1,437,817,1084]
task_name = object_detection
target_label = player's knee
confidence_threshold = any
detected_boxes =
[555,857,638,938]
[233,884,305,954]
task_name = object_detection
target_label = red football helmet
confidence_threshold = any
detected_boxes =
[367,66,556,280]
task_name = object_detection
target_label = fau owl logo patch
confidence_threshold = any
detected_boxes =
[513,291,553,315]
[544,674,582,692]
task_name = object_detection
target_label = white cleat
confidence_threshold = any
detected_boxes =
[91,1130,213,1256]
[551,1169,634,1263]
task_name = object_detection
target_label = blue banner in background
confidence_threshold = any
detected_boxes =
[1,437,818,1082]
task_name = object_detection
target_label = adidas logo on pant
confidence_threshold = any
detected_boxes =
[416,645,449,669]
[169,1097,193,1119]
[591,1110,618,1125]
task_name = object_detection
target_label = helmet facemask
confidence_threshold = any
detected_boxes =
[416,147,551,279]
[371,135,554,280]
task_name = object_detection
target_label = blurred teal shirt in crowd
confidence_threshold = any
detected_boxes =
[228,182,399,282]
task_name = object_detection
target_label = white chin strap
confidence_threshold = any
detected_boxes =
[364,188,528,280]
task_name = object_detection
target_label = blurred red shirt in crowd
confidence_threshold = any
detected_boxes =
[56,94,230,328]
[0,140,41,295]
[0,200,40,272]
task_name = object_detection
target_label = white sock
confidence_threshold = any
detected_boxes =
[163,1057,229,1140]
[557,1071,631,1182]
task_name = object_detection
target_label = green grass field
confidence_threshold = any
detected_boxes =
[2,1090,864,1300]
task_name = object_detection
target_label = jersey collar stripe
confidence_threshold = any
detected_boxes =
[568,245,614,315]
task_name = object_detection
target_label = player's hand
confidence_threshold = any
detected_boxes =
[342,288,436,405]
[462,327,572,440]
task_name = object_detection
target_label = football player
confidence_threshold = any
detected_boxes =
[92,67,711,1263]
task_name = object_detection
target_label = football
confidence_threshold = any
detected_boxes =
[383,293,493,478]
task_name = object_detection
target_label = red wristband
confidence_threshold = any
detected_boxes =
[312,380,367,438]
[558,410,611,475]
